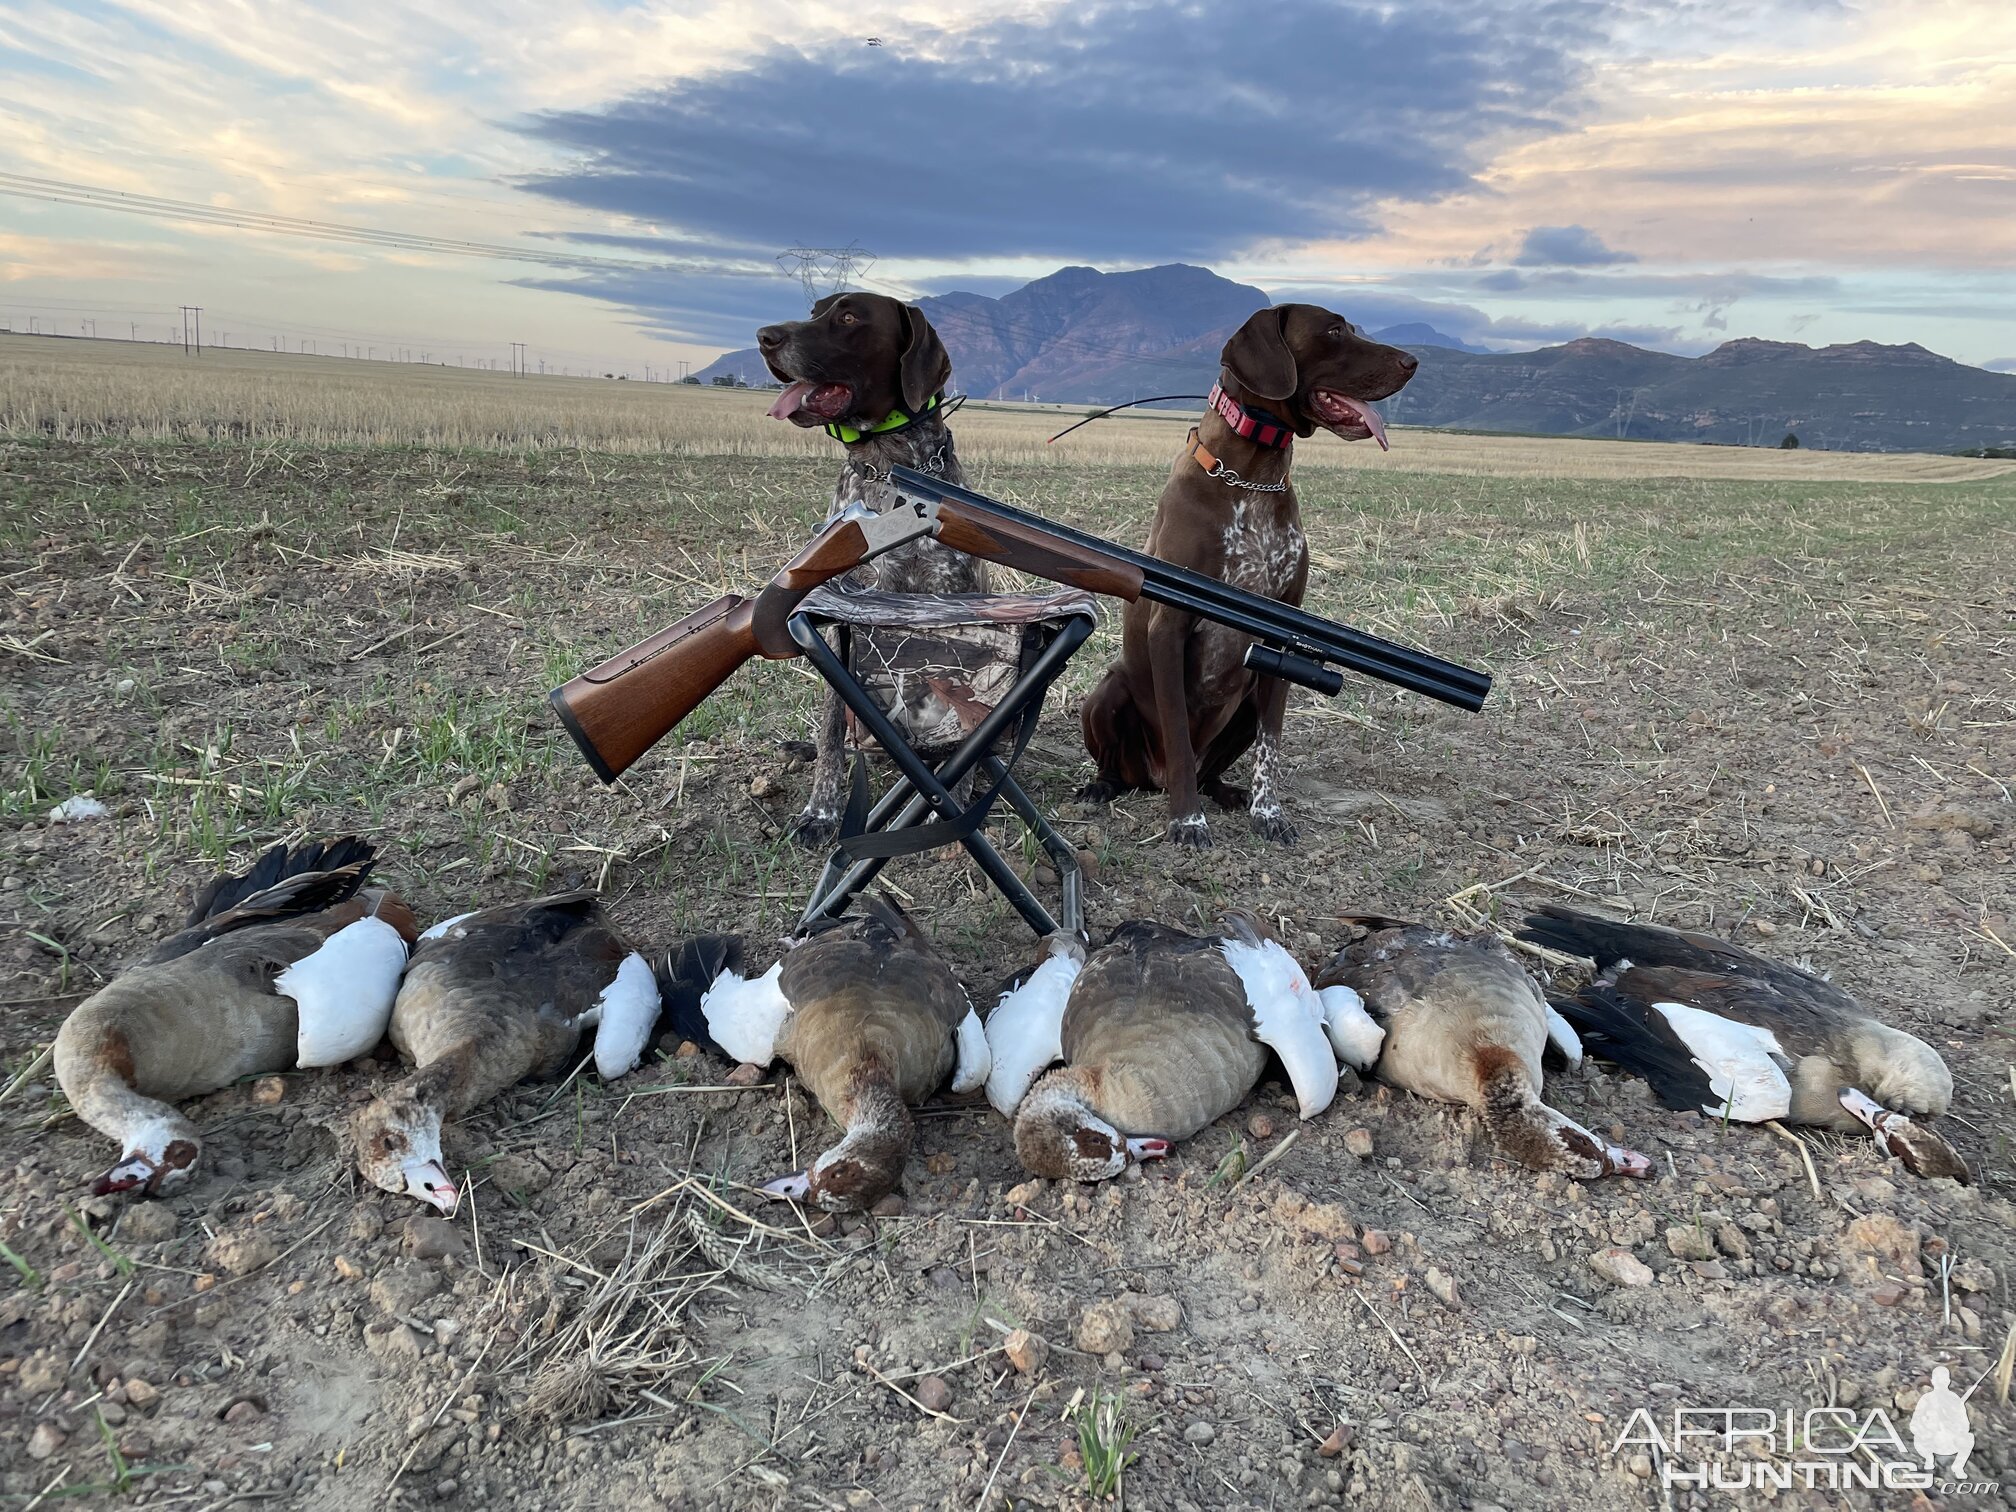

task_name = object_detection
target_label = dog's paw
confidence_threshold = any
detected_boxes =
[1249,808,1298,846]
[1073,778,1122,806]
[1165,813,1213,849]
[791,811,840,849]
[1202,780,1248,812]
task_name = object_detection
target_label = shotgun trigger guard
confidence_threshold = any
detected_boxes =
[853,494,941,560]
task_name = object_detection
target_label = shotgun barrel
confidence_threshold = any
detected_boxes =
[885,466,1492,713]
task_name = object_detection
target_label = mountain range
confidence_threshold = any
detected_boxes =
[693,263,2016,453]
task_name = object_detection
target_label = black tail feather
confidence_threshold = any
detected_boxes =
[655,934,744,1060]
[1551,985,1712,1114]
[187,836,377,926]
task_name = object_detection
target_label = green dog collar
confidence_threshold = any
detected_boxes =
[823,391,944,445]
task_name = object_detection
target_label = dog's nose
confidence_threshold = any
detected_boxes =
[1397,350,1419,375]
[757,324,788,351]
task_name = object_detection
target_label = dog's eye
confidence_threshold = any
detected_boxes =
[838,311,859,326]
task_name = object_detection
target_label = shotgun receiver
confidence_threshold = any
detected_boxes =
[551,471,1491,782]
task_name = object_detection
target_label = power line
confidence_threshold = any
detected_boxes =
[0,171,764,280]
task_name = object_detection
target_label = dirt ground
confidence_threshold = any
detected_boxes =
[2,437,2013,1511]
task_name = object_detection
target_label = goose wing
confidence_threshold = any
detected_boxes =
[1217,915,1339,1120]
[1519,905,1860,1017]
[983,938,1083,1115]
[1554,984,1792,1122]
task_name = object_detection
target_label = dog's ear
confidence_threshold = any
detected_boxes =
[1221,307,1297,400]
[809,292,843,320]
[898,304,951,414]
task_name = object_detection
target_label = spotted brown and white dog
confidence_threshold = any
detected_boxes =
[1077,304,1417,847]
[757,292,984,845]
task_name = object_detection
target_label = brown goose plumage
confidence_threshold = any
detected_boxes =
[55,838,415,1196]
[354,892,658,1213]
[1316,916,1650,1181]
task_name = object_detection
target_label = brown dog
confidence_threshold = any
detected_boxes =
[757,292,985,845]
[1077,304,1416,847]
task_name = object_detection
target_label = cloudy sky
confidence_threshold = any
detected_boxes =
[3,0,2012,373]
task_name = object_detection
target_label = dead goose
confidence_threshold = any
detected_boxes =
[659,896,988,1213]
[54,837,415,1196]
[1315,916,1651,1180]
[987,913,1384,1182]
[352,893,659,1213]
[1519,905,1966,1181]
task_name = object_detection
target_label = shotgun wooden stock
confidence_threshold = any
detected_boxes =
[550,499,1151,783]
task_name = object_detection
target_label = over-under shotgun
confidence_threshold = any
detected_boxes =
[551,471,1490,782]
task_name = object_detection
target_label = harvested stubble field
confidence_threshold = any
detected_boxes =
[1,356,2014,1512]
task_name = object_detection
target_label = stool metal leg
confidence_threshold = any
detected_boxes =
[791,611,1094,937]
[790,615,1060,936]
[984,757,1084,940]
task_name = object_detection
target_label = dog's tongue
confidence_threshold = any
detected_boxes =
[1327,394,1390,451]
[768,380,818,420]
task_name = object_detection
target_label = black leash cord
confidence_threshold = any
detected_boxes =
[1046,394,1207,444]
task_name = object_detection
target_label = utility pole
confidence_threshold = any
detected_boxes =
[678,359,690,381]
[129,322,136,342]
[511,341,526,377]
[180,306,204,355]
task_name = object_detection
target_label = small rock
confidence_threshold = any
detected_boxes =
[1003,1329,1047,1375]
[1342,1128,1375,1158]
[449,774,482,806]
[489,1154,550,1197]
[223,1398,265,1425]
[725,1062,768,1087]
[207,1231,278,1277]
[1004,1180,1043,1210]
[1842,1214,1920,1278]
[27,1422,66,1460]
[1951,1258,1994,1293]
[869,1194,905,1219]
[123,1378,160,1409]
[370,1260,446,1316]
[1362,1229,1392,1256]
[402,1216,471,1264]
[1246,1111,1277,1140]
[333,1255,365,1281]
[914,1376,953,1414]
[1590,1247,1655,1288]
[1752,919,1777,937]
[1713,1222,1750,1260]
[1183,1421,1216,1446]
[120,1203,179,1245]
[484,782,511,813]
[1074,1300,1134,1355]
[1423,1266,1461,1309]
[749,772,781,801]
[365,1320,425,1360]
[1318,1423,1354,1457]
[250,1076,286,1106]
[1690,1260,1728,1281]
[1872,1283,1908,1307]
[1126,1294,1183,1333]
[1665,1225,1716,1262]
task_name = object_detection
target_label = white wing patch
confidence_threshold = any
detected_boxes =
[983,950,1080,1116]
[592,952,661,1080]
[1544,1002,1585,1070]
[1652,1001,1792,1122]
[951,1005,991,1095]
[1317,984,1385,1071]
[700,961,792,1067]
[419,911,478,942]
[1220,936,1340,1120]
[283,914,408,1066]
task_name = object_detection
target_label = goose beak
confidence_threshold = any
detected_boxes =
[92,1157,157,1196]
[1603,1143,1653,1179]
[1125,1138,1171,1164]
[761,1171,811,1201]
[404,1160,460,1215]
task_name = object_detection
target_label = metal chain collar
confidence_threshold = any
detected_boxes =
[1205,458,1287,493]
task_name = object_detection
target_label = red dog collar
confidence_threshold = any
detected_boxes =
[1207,382,1293,449]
